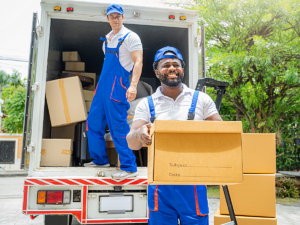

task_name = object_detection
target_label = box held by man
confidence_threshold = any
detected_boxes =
[148,120,243,185]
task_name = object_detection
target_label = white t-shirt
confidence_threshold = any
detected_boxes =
[133,84,218,123]
[102,25,143,72]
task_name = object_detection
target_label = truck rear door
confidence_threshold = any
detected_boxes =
[21,12,39,170]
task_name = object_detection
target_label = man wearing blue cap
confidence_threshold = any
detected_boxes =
[127,47,222,224]
[85,4,143,179]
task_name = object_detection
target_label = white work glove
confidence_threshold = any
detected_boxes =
[133,123,152,146]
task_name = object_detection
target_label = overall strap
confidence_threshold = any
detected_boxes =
[100,37,108,48]
[147,96,156,123]
[117,32,131,48]
[187,91,200,120]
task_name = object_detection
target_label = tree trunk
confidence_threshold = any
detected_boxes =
[236,106,242,121]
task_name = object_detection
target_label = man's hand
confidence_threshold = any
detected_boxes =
[133,123,152,146]
[126,85,137,102]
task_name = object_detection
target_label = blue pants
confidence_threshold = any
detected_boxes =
[148,185,209,225]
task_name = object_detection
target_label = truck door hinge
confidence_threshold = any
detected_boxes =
[27,142,35,153]
[194,35,201,47]
[36,25,43,37]
[31,82,39,94]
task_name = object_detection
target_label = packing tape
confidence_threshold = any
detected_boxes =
[61,150,72,155]
[58,79,72,124]
[68,52,72,61]
[41,149,47,156]
[73,63,77,70]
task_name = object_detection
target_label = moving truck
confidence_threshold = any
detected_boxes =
[22,0,200,224]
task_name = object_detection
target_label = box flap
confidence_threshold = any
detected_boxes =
[152,120,243,133]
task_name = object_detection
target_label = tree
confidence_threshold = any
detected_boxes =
[10,69,23,88]
[186,0,300,133]
[0,70,10,98]
[2,86,26,133]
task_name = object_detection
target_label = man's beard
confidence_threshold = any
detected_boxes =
[159,71,183,87]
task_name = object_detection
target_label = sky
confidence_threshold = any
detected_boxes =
[0,0,188,80]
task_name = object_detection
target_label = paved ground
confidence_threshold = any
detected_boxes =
[0,177,299,225]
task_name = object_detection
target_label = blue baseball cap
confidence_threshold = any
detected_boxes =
[107,4,124,15]
[153,46,185,71]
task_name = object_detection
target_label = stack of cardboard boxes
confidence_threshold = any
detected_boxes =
[215,133,277,225]
[41,51,96,167]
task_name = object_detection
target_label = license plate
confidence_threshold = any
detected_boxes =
[99,195,133,213]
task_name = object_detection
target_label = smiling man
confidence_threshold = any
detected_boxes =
[126,46,222,224]
[85,4,143,179]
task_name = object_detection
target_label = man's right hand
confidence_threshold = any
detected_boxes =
[133,123,152,146]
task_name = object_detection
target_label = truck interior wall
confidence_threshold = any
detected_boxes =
[44,18,189,139]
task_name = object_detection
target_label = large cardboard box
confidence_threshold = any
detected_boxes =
[148,120,243,185]
[85,101,92,113]
[220,174,276,217]
[46,77,87,127]
[83,90,94,102]
[242,133,276,174]
[40,139,73,167]
[214,208,277,225]
[65,62,85,72]
[63,71,96,91]
[62,51,81,62]
[51,124,76,141]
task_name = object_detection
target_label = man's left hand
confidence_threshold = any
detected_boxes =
[126,85,137,102]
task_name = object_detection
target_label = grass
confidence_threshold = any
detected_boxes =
[206,186,300,206]
[276,197,300,206]
[207,185,220,198]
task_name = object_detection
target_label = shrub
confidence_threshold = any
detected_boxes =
[276,177,300,198]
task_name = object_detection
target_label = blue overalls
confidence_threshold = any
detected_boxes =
[86,32,137,172]
[147,91,209,225]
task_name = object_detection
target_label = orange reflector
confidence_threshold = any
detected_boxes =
[37,191,46,204]
[54,6,61,11]
[180,16,186,20]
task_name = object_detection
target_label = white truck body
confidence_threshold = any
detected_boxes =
[22,0,199,223]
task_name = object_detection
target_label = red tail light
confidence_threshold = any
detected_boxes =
[169,15,175,20]
[47,191,63,204]
[67,7,74,12]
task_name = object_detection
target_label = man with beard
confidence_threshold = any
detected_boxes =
[126,46,222,224]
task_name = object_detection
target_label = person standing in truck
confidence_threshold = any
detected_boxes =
[85,4,143,179]
[126,47,222,224]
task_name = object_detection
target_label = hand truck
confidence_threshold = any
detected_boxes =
[195,77,238,225]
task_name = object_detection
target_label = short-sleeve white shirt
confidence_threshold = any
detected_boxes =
[103,25,143,72]
[133,84,218,122]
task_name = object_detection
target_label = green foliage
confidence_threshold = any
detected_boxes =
[186,0,300,134]
[2,86,26,133]
[0,70,11,98]
[276,177,300,198]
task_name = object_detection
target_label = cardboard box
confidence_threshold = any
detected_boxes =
[63,71,96,91]
[46,77,87,127]
[41,139,73,167]
[85,101,92,113]
[242,133,276,174]
[83,90,94,102]
[214,208,277,225]
[51,124,76,141]
[148,120,243,185]
[220,174,276,217]
[65,62,85,72]
[62,51,81,62]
